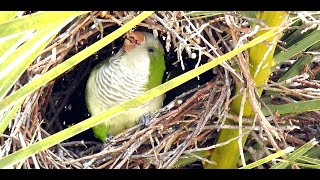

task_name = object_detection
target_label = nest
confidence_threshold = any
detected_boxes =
[1,11,320,169]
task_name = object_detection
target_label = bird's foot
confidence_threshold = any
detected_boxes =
[101,135,115,150]
[104,135,113,143]
[139,112,151,127]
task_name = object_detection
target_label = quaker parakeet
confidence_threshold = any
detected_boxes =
[85,31,166,141]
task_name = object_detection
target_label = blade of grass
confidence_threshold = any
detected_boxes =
[0,11,87,38]
[277,39,320,82]
[273,29,320,67]
[0,11,22,24]
[0,31,31,66]
[271,138,318,169]
[263,31,320,102]
[298,156,320,165]
[277,21,305,50]
[0,21,72,101]
[303,147,320,158]
[0,99,24,135]
[0,11,88,71]
[277,55,313,82]
[240,147,294,169]
[0,23,284,169]
[261,99,320,116]
[0,12,88,101]
[0,12,88,144]
[285,162,320,169]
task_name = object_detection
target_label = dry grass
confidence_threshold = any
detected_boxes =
[1,11,320,169]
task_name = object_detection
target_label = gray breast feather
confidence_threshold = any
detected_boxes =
[94,56,149,109]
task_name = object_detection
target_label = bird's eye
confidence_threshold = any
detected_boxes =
[148,47,155,53]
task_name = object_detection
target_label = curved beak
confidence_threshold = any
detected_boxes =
[123,31,145,52]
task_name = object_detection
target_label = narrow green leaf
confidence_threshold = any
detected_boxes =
[0,11,88,38]
[271,138,318,169]
[298,156,320,165]
[0,99,24,135]
[0,17,79,101]
[286,162,320,169]
[262,99,320,116]
[277,38,320,82]
[0,12,88,142]
[277,55,312,82]
[0,11,21,24]
[240,147,294,169]
[264,31,320,102]
[278,24,306,50]
[0,32,28,64]
[273,30,320,67]
[303,147,320,158]
[0,23,284,168]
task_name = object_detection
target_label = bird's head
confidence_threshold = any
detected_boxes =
[122,31,165,73]
[124,31,164,54]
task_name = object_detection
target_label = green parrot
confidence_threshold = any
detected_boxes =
[85,31,166,141]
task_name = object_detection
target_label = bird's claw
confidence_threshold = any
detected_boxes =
[101,135,114,149]
[139,112,151,127]
[104,135,113,143]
